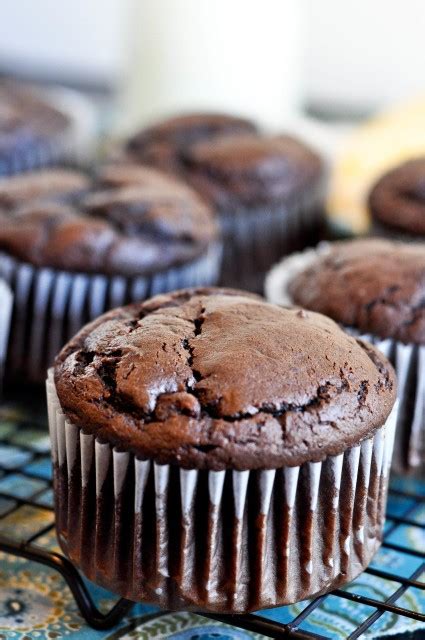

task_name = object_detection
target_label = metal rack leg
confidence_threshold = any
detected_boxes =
[0,537,134,630]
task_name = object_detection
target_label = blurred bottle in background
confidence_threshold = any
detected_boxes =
[118,0,303,133]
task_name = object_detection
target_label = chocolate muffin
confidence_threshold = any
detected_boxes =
[119,114,325,291]
[124,112,258,175]
[0,79,73,175]
[188,133,324,290]
[48,288,397,613]
[368,158,425,238]
[266,238,424,473]
[0,166,220,381]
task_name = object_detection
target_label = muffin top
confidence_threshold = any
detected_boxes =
[0,165,218,276]
[183,134,323,209]
[125,112,258,173]
[0,79,69,153]
[54,288,396,470]
[369,158,425,235]
[286,239,425,344]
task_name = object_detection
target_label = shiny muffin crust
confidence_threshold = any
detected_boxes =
[288,239,425,345]
[369,158,425,235]
[0,165,218,276]
[54,288,396,471]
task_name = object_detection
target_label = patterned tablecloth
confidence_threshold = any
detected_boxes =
[0,392,423,640]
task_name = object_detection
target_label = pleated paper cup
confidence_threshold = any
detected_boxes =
[47,370,397,614]
[0,279,12,392]
[218,180,324,292]
[0,242,222,383]
[266,247,423,473]
[0,133,68,177]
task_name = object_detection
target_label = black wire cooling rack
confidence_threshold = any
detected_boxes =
[0,389,423,639]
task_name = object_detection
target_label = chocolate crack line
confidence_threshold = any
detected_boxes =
[181,304,206,385]
[94,354,369,425]
[75,304,388,426]
[181,307,355,421]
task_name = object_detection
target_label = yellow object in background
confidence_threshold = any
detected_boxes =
[328,95,425,233]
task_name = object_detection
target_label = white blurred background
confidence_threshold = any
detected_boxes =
[0,0,424,129]
[304,0,425,117]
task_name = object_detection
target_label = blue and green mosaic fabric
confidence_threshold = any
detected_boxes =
[0,396,423,639]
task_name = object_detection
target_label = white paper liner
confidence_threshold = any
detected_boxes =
[0,279,13,391]
[265,247,424,473]
[0,242,222,382]
[218,180,324,291]
[47,370,398,613]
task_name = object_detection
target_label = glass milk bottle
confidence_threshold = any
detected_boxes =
[118,0,303,133]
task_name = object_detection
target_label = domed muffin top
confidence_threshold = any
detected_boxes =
[124,112,258,173]
[183,134,323,209]
[369,158,425,235]
[285,239,425,344]
[0,165,218,276]
[54,288,396,470]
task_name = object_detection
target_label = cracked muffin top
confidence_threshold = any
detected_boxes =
[286,239,425,344]
[124,112,258,174]
[368,158,425,235]
[54,287,396,470]
[0,164,218,276]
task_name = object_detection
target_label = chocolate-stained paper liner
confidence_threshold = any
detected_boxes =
[0,242,222,383]
[47,371,397,614]
[0,279,12,391]
[219,181,324,292]
[265,247,424,473]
